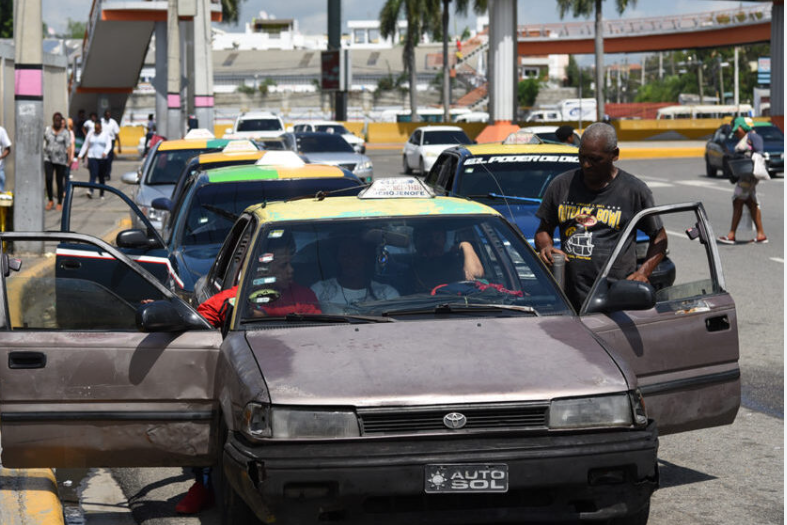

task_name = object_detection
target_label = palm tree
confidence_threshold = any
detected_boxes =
[219,0,243,24]
[380,0,442,122]
[556,0,637,121]
[436,0,488,122]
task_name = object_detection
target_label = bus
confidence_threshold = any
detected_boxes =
[379,108,472,123]
[655,104,753,120]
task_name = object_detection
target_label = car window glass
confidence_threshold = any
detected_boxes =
[222,220,256,292]
[5,240,167,330]
[295,134,354,153]
[315,125,349,134]
[422,130,472,146]
[426,156,447,187]
[456,155,578,198]
[147,148,221,185]
[413,130,421,145]
[236,216,571,325]
[237,119,282,132]
[438,155,459,191]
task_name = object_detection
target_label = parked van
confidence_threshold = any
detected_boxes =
[656,104,753,120]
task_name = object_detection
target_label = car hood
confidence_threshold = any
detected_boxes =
[136,183,175,206]
[301,152,367,165]
[421,144,458,156]
[342,133,363,145]
[481,201,541,243]
[176,244,223,292]
[246,317,629,407]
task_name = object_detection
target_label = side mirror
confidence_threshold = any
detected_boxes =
[116,229,162,249]
[136,300,209,332]
[585,279,656,314]
[151,197,173,212]
[121,171,140,185]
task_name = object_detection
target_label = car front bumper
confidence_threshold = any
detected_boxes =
[353,167,373,183]
[224,422,659,524]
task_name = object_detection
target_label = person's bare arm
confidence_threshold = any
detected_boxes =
[0,146,10,160]
[627,227,667,283]
[458,241,484,280]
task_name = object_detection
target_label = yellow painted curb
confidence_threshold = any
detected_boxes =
[619,147,705,159]
[2,216,133,523]
[0,467,64,525]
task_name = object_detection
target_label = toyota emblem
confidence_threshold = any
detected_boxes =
[443,412,467,429]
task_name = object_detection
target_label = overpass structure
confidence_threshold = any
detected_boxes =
[69,0,221,132]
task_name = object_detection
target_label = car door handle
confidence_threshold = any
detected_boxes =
[705,315,730,332]
[9,351,47,369]
[60,259,81,270]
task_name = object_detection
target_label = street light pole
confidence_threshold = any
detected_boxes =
[718,56,724,104]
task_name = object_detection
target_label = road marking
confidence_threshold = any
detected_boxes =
[665,229,689,239]
[677,180,732,192]
[769,257,783,264]
[644,181,673,188]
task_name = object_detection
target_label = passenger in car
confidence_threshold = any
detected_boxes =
[410,229,484,293]
[311,236,399,312]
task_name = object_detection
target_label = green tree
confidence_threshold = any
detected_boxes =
[219,0,246,25]
[380,0,442,122]
[565,55,594,97]
[517,77,541,107]
[0,0,11,38]
[556,0,637,119]
[66,18,87,39]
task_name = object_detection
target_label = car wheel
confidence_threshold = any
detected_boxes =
[403,155,413,174]
[419,157,426,175]
[217,420,262,525]
[705,156,717,177]
[606,501,650,525]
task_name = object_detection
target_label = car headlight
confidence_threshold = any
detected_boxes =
[356,161,373,171]
[242,403,360,440]
[549,394,634,429]
[425,151,438,158]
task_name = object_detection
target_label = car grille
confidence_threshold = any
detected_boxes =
[357,403,549,436]
[339,162,357,171]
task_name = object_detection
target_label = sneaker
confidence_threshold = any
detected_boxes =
[716,236,735,245]
[86,192,93,199]
[100,196,105,201]
[175,481,214,514]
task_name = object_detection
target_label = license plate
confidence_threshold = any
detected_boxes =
[424,464,508,493]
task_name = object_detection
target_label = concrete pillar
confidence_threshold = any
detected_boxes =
[193,0,215,132]
[167,0,182,139]
[770,1,783,131]
[155,22,168,138]
[13,0,45,239]
[488,0,517,122]
[594,0,604,120]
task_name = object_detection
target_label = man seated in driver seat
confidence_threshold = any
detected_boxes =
[198,232,320,327]
[410,228,484,293]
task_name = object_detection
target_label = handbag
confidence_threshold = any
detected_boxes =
[723,155,753,184]
[70,159,79,171]
[752,152,770,181]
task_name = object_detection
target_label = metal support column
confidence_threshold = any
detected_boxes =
[488,0,517,123]
[155,22,168,138]
[770,1,783,131]
[167,0,182,139]
[193,0,214,132]
[328,0,346,121]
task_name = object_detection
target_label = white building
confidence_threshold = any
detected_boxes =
[212,11,326,51]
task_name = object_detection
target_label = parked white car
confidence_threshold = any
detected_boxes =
[292,121,366,153]
[223,111,285,140]
[402,126,473,175]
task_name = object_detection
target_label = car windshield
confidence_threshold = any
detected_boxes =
[456,154,579,199]
[256,138,290,150]
[238,119,283,132]
[179,179,362,247]
[237,215,571,325]
[296,134,354,153]
[423,130,472,146]
[147,148,221,185]
[755,126,784,141]
[315,124,349,134]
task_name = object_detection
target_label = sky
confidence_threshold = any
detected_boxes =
[46,0,745,36]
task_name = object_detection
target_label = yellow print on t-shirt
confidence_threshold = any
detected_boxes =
[557,203,622,230]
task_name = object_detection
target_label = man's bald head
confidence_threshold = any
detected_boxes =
[580,122,618,153]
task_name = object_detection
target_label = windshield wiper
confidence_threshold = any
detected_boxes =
[465,193,542,204]
[201,204,240,223]
[382,303,538,317]
[244,312,393,324]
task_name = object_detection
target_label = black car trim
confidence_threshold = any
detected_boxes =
[639,369,740,396]
[1,410,215,422]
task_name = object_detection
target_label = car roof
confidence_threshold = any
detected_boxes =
[248,194,501,223]
[200,164,354,185]
[517,126,561,133]
[299,121,343,126]
[464,143,579,155]
[197,151,266,164]
[239,111,281,119]
[158,138,231,151]
[416,126,465,132]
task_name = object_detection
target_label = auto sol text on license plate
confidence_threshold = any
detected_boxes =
[424,464,508,493]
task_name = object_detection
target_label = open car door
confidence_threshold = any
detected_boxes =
[0,232,221,468]
[580,202,740,436]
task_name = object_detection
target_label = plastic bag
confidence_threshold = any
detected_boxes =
[752,152,770,181]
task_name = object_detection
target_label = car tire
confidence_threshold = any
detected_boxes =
[419,157,426,175]
[705,156,717,178]
[403,155,413,174]
[217,420,262,525]
[606,501,650,525]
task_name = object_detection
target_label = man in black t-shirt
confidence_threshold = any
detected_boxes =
[535,123,667,310]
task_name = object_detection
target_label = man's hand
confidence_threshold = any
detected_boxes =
[538,246,568,266]
[625,271,650,283]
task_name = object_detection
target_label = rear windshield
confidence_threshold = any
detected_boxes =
[296,134,354,153]
[147,148,222,185]
[179,178,362,247]
[315,125,349,134]
[423,130,472,146]
[456,154,579,199]
[238,119,283,132]
[755,126,784,141]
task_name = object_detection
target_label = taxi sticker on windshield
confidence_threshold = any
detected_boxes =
[268,230,285,238]
[253,277,277,286]
[464,155,578,165]
[259,253,275,263]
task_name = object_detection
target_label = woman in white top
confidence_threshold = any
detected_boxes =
[78,120,112,199]
[311,237,399,314]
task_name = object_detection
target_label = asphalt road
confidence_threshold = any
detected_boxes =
[54,152,783,525]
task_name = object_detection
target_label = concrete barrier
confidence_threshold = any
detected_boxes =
[0,467,64,525]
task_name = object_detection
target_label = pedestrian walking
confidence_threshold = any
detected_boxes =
[717,117,768,245]
[43,112,71,211]
[101,110,121,180]
[82,111,97,137]
[0,124,11,193]
[144,113,156,155]
[535,122,667,310]
[66,118,77,181]
[78,120,112,199]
